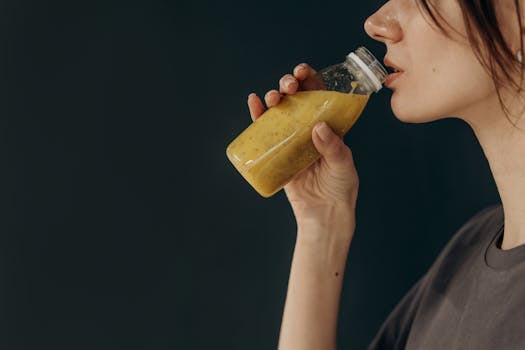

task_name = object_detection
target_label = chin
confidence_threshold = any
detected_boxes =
[390,95,445,124]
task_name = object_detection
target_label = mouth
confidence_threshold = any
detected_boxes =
[383,57,404,87]
[383,57,404,74]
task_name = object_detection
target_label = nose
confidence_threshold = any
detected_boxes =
[364,3,403,44]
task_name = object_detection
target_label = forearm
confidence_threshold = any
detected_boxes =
[277,218,355,350]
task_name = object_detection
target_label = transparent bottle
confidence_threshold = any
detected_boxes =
[226,46,388,198]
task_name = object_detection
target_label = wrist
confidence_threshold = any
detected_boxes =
[296,205,356,246]
[295,223,353,276]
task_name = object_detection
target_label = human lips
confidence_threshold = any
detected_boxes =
[383,57,404,87]
[383,57,404,73]
[385,71,403,87]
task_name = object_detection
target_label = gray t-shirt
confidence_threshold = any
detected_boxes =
[368,203,525,349]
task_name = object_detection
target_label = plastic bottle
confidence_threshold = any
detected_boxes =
[226,46,387,198]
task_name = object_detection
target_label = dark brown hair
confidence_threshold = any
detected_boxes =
[416,0,524,128]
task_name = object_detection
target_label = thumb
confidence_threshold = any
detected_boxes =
[312,122,354,170]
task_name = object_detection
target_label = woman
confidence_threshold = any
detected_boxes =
[248,0,525,349]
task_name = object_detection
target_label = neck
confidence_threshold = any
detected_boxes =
[462,91,525,250]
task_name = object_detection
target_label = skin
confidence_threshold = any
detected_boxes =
[249,60,359,350]
[248,65,359,230]
[250,1,525,349]
[249,0,525,249]
[364,0,525,250]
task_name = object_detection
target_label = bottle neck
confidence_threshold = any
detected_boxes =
[343,58,377,95]
[344,47,387,94]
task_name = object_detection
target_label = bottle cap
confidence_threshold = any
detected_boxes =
[347,47,387,92]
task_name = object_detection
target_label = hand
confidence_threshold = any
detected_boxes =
[247,63,360,225]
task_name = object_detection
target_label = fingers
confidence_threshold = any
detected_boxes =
[264,89,282,108]
[293,63,317,81]
[247,63,317,122]
[248,93,265,121]
[277,64,318,94]
[279,74,299,95]
[295,63,324,91]
[247,90,282,122]
[311,122,355,171]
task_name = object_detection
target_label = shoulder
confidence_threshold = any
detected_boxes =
[367,204,503,350]
[428,203,503,272]
[446,203,503,248]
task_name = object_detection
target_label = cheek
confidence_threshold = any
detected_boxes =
[390,6,496,121]
[390,53,494,121]
[389,31,457,121]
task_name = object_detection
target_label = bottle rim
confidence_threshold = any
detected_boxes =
[347,47,387,92]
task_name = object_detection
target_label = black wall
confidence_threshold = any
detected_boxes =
[2,0,500,349]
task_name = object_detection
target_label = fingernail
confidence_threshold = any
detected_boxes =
[286,78,297,89]
[315,122,331,142]
[295,64,305,75]
[248,93,256,99]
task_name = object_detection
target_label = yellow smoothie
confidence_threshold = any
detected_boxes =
[227,90,369,198]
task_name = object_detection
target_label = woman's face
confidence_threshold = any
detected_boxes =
[364,0,509,124]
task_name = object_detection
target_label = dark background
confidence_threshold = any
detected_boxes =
[1,0,501,349]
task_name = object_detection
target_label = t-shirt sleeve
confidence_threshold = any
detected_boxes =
[367,273,428,350]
